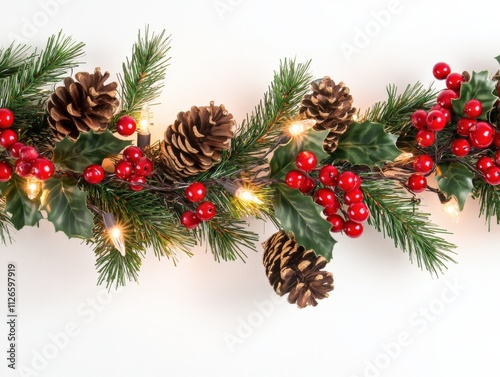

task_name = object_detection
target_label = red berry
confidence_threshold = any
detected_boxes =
[134,157,153,176]
[494,132,500,148]
[298,176,315,194]
[285,170,306,189]
[186,182,207,203]
[469,122,494,149]
[410,110,428,130]
[115,160,133,179]
[416,130,435,148]
[494,150,500,166]
[128,174,146,191]
[327,214,345,232]
[196,201,216,221]
[15,159,32,178]
[116,115,137,136]
[451,139,471,157]
[9,142,24,158]
[0,129,18,149]
[181,211,201,229]
[477,156,495,174]
[456,118,475,137]
[20,146,39,161]
[431,105,451,124]
[484,166,500,185]
[295,151,317,172]
[446,73,464,92]
[0,161,12,182]
[413,154,434,174]
[0,108,14,129]
[314,188,336,207]
[464,99,483,119]
[122,146,143,163]
[347,202,370,222]
[83,164,105,184]
[323,200,340,216]
[426,110,447,131]
[338,171,361,192]
[31,158,54,181]
[433,62,451,80]
[437,90,458,109]
[318,165,339,186]
[344,221,363,238]
[407,173,427,193]
[344,188,364,205]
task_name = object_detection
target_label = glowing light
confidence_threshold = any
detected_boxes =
[138,104,150,135]
[103,212,126,256]
[288,119,316,136]
[26,177,41,200]
[235,187,263,205]
[443,197,460,223]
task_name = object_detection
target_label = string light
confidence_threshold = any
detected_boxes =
[221,179,263,205]
[438,192,460,223]
[102,212,126,256]
[26,177,41,200]
[288,119,316,137]
[137,104,151,149]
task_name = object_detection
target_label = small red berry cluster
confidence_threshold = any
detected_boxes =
[407,62,500,191]
[285,151,370,238]
[0,108,54,184]
[113,146,153,191]
[180,182,216,229]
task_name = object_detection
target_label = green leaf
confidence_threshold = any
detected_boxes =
[495,55,500,64]
[0,175,43,229]
[451,70,498,119]
[52,130,131,173]
[40,177,93,238]
[435,162,474,211]
[272,184,336,260]
[269,128,329,179]
[331,121,401,168]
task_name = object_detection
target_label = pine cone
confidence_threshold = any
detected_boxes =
[262,231,334,308]
[47,68,119,141]
[161,101,234,179]
[299,77,356,153]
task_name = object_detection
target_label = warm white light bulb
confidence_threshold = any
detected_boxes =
[103,212,126,256]
[26,177,41,200]
[443,197,460,223]
[288,119,316,136]
[235,187,263,205]
[138,105,150,135]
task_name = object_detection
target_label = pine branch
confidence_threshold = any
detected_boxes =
[0,43,30,78]
[0,197,13,245]
[95,246,143,288]
[362,177,456,275]
[117,27,171,117]
[473,179,500,230]
[362,82,436,135]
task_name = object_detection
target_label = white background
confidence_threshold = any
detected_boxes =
[1,0,500,376]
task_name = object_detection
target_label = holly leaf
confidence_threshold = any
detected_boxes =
[0,175,43,229]
[331,121,400,168]
[435,162,474,211]
[40,177,93,238]
[272,184,336,260]
[451,70,498,119]
[269,129,329,179]
[495,55,500,64]
[52,130,131,173]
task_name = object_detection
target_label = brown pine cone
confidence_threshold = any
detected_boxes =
[299,77,356,153]
[47,68,119,141]
[160,101,234,179]
[262,231,334,308]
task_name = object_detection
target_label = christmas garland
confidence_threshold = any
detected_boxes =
[0,29,499,308]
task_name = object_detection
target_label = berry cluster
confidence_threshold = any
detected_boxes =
[285,151,370,238]
[0,108,54,184]
[407,62,500,191]
[180,182,216,229]
[113,146,153,191]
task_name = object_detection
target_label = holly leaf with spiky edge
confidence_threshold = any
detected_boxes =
[273,184,336,260]
[269,128,329,179]
[330,121,400,168]
[52,130,131,173]
[40,177,93,239]
[451,71,498,120]
[435,162,474,211]
[0,175,43,230]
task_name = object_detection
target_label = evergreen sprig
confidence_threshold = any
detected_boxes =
[117,27,171,118]
[0,43,30,78]
[362,177,456,275]
[473,179,500,230]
